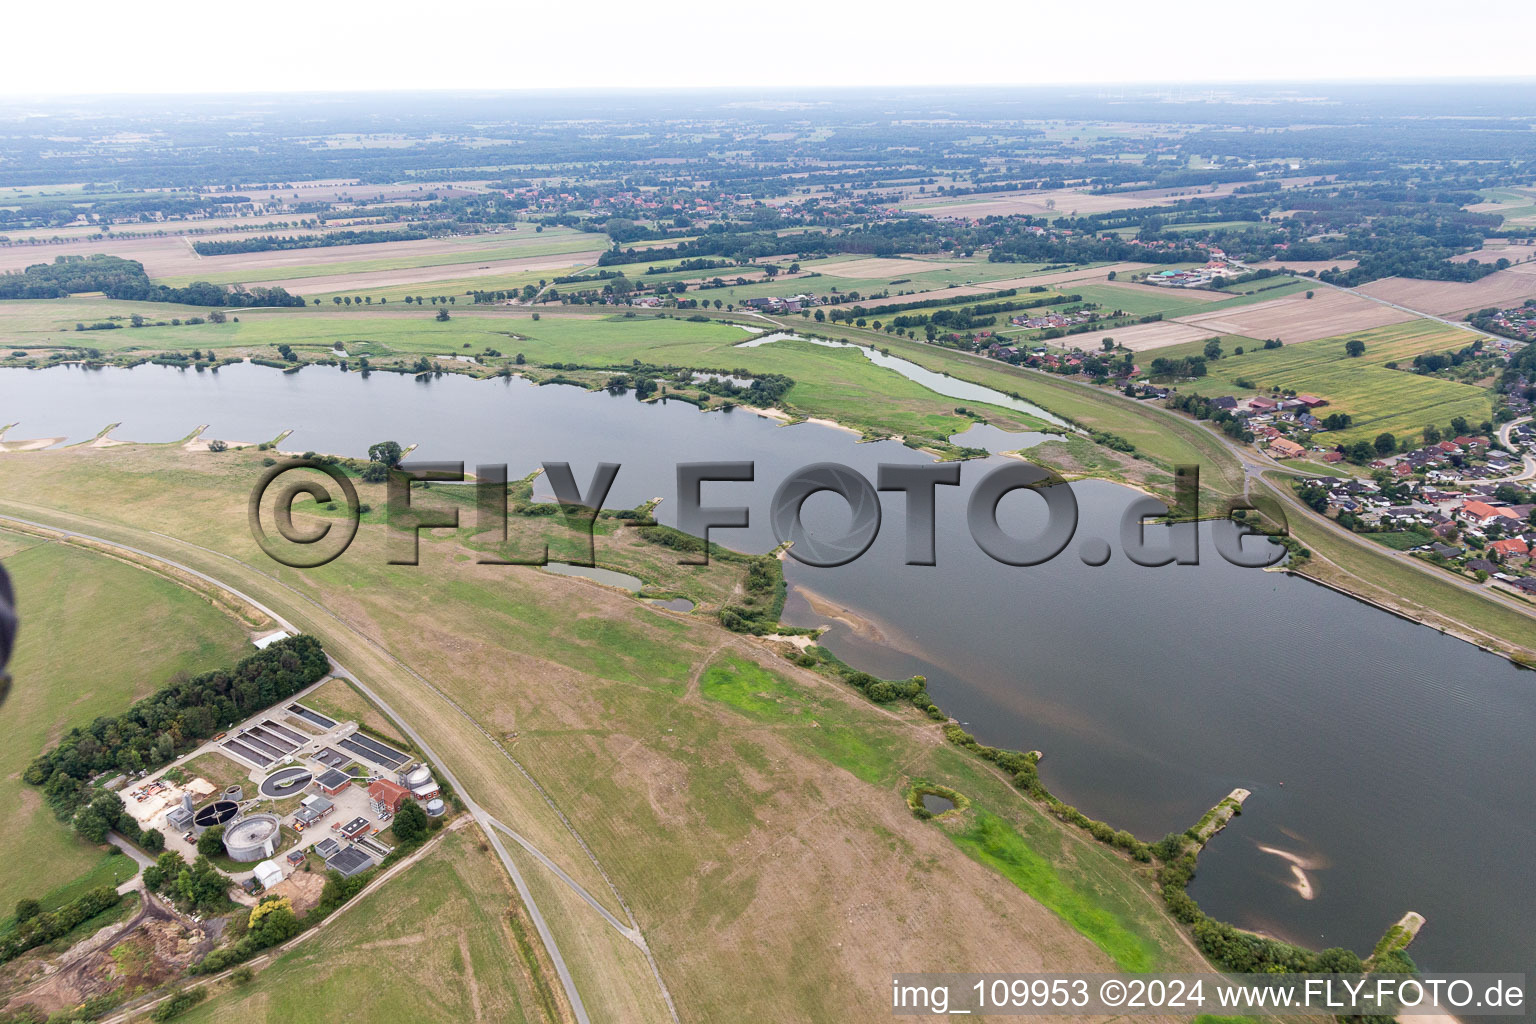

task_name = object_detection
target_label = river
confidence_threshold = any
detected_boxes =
[1,358,1532,978]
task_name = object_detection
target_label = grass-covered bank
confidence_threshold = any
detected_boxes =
[0,444,1215,1019]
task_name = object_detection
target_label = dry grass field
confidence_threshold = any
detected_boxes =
[1100,279,1227,305]
[902,176,1323,220]
[1170,287,1414,342]
[1447,240,1536,263]
[176,830,566,1024]
[1069,320,1220,352]
[1359,268,1536,316]
[0,234,204,277]
[251,250,603,295]
[820,256,953,278]
[0,227,604,297]
[1251,258,1361,274]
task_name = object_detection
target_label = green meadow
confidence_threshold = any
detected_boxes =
[1151,320,1495,443]
[0,532,251,914]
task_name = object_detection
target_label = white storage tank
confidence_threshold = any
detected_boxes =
[404,764,433,788]
[222,813,282,862]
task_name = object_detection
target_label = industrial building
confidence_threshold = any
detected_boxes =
[166,793,195,832]
[294,793,334,827]
[367,778,411,816]
[252,860,284,890]
[325,845,375,878]
[339,815,373,840]
[315,768,353,795]
[314,837,341,859]
[402,764,440,800]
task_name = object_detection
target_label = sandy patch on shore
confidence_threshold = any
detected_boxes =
[1255,843,1320,900]
[0,437,63,452]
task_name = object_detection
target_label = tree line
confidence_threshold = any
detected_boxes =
[25,635,330,820]
[0,254,304,307]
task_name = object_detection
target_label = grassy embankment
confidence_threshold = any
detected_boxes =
[0,445,1208,1021]
[1253,474,1536,663]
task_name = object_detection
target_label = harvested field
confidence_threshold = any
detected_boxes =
[820,256,953,278]
[1447,240,1535,263]
[904,176,1323,220]
[892,262,1152,303]
[1171,288,1413,343]
[1252,258,1360,274]
[0,235,202,277]
[1358,270,1536,317]
[246,250,603,295]
[1068,320,1218,352]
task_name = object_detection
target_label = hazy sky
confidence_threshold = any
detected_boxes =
[5,0,1533,95]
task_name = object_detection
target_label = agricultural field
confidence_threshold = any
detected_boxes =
[1152,320,1496,443]
[0,530,251,913]
[156,229,606,289]
[1358,264,1536,317]
[1168,287,1415,343]
[1466,186,1536,227]
[175,830,563,1024]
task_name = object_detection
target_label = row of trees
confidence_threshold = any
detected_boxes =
[0,254,304,307]
[25,636,330,819]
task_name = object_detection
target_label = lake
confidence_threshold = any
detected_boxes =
[2,359,1532,976]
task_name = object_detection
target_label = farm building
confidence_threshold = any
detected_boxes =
[1267,438,1306,459]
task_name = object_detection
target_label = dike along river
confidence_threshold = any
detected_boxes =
[3,358,1534,977]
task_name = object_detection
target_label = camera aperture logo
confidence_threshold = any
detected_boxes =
[248,458,1287,571]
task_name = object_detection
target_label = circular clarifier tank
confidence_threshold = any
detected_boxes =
[222,813,282,862]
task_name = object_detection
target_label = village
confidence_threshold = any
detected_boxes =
[1287,412,1536,598]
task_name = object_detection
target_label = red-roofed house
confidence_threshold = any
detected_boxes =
[1268,437,1306,459]
[1460,501,1519,525]
[368,779,411,816]
[1490,538,1529,558]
